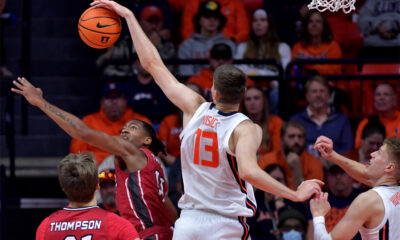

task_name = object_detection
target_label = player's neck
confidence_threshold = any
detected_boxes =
[213,102,239,113]
[374,176,398,187]
[69,196,97,208]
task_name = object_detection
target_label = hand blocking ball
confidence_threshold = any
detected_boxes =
[78,7,121,49]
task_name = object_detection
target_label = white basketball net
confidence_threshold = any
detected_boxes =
[308,0,356,14]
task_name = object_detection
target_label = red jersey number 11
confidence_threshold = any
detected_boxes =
[194,128,219,168]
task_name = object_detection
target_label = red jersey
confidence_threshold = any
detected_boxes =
[115,148,173,240]
[36,206,139,240]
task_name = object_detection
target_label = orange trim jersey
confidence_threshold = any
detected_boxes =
[359,186,400,240]
[258,150,324,189]
[179,102,256,218]
[70,108,151,164]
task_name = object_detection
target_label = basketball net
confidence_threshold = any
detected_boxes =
[307,0,356,14]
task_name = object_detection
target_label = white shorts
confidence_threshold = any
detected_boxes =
[172,209,250,240]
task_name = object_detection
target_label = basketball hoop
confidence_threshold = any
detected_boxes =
[307,0,356,14]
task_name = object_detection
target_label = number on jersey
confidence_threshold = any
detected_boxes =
[194,128,219,168]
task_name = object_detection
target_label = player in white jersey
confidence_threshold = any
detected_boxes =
[90,1,323,239]
[311,136,400,240]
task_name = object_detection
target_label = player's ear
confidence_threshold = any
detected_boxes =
[143,136,152,147]
[385,162,396,173]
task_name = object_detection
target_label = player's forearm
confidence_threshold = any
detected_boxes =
[329,152,372,186]
[313,216,333,240]
[37,99,89,140]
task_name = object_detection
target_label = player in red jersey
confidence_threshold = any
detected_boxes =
[12,77,178,240]
[36,152,139,240]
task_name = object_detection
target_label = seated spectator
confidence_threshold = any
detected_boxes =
[278,208,308,240]
[345,116,385,165]
[240,85,282,156]
[188,43,254,100]
[180,0,249,43]
[97,168,119,214]
[262,0,309,46]
[357,0,400,58]
[158,82,203,166]
[248,164,302,240]
[259,120,324,189]
[178,1,235,76]
[291,9,342,75]
[291,76,354,158]
[355,83,400,148]
[305,164,363,240]
[235,9,291,76]
[127,54,175,127]
[36,153,139,240]
[70,82,151,165]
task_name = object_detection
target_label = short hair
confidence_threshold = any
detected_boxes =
[281,120,306,138]
[213,64,247,104]
[304,75,330,94]
[58,153,98,203]
[361,116,386,140]
[384,137,400,168]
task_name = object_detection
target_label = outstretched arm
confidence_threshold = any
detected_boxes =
[91,0,205,118]
[314,136,372,187]
[11,77,147,171]
[233,121,323,202]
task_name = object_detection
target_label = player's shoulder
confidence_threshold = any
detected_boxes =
[235,120,261,133]
[353,189,382,209]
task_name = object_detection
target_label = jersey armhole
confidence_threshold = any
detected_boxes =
[223,117,250,156]
[180,102,211,140]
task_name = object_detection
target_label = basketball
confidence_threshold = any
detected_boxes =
[78,7,121,49]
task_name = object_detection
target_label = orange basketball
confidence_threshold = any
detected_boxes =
[78,7,121,49]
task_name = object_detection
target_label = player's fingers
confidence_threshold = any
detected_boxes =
[13,80,24,89]
[309,179,324,186]
[19,77,30,85]
[11,87,24,95]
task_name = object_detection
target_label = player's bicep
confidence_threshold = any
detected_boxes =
[149,64,205,115]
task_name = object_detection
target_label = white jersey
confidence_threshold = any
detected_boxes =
[178,102,256,218]
[359,185,400,240]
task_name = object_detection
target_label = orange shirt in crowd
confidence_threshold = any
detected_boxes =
[158,113,182,157]
[188,68,255,99]
[291,41,342,75]
[181,0,249,42]
[258,115,283,156]
[355,110,400,148]
[70,108,151,165]
[258,150,324,190]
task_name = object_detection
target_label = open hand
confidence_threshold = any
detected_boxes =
[313,136,334,160]
[310,192,331,218]
[295,179,324,202]
[11,77,44,107]
[91,0,132,18]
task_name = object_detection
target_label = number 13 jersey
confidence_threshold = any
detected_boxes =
[179,102,256,218]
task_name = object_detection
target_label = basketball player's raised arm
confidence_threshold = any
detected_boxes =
[11,77,147,171]
[310,191,378,240]
[90,0,205,116]
[314,136,373,187]
[233,121,323,202]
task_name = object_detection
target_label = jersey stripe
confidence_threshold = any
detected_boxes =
[128,172,154,229]
[238,216,249,240]
[227,153,256,215]
[125,178,146,230]
[379,220,389,240]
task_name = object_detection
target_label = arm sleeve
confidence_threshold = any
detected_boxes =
[313,216,333,240]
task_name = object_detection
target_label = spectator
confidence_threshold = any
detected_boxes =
[188,43,254,101]
[240,85,282,156]
[180,0,249,43]
[262,0,309,46]
[97,168,118,214]
[345,116,385,165]
[70,82,151,165]
[259,120,324,189]
[178,1,235,76]
[235,9,291,76]
[291,76,353,158]
[357,0,400,58]
[247,164,288,240]
[355,83,400,148]
[36,153,139,240]
[127,54,175,127]
[278,208,308,240]
[306,164,363,240]
[291,9,342,75]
